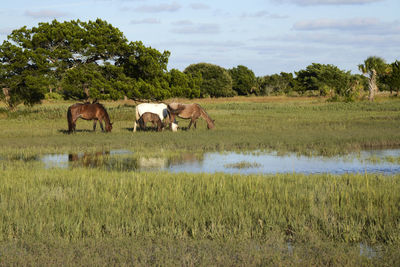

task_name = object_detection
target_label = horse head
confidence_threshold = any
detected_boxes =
[207,119,215,129]
[106,122,113,132]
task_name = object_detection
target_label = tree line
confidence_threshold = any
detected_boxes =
[1,19,399,109]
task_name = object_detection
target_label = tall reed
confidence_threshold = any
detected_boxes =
[1,162,399,244]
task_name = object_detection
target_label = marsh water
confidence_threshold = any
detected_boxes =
[35,148,400,175]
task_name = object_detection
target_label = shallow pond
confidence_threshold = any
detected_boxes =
[37,149,400,175]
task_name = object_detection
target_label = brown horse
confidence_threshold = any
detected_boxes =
[138,112,164,132]
[167,103,215,129]
[67,102,112,133]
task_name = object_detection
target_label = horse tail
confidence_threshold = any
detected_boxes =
[134,105,140,132]
[138,115,144,130]
[135,105,140,121]
[67,106,73,133]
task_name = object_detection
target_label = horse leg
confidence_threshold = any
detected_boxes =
[151,121,157,131]
[68,122,73,133]
[188,119,194,129]
[72,118,79,132]
[169,114,176,129]
[93,120,97,131]
[99,119,104,132]
[133,121,137,132]
[70,122,76,133]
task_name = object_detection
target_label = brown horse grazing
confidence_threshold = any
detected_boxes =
[67,102,112,133]
[167,103,215,129]
[138,112,164,132]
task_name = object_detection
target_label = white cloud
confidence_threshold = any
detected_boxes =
[24,9,68,18]
[240,10,288,19]
[130,18,161,24]
[134,2,181,12]
[161,39,244,48]
[253,31,400,48]
[172,20,194,26]
[171,23,220,34]
[273,0,383,5]
[189,3,211,10]
[293,18,400,35]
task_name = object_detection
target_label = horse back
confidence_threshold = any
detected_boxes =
[68,103,107,120]
[137,103,167,120]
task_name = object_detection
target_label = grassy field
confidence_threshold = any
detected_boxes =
[0,162,400,265]
[1,96,400,157]
[1,96,400,265]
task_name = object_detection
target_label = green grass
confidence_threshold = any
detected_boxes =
[2,237,400,266]
[2,164,399,243]
[1,97,400,265]
[0,161,399,265]
[1,97,400,157]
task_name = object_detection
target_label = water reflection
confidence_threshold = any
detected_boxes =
[359,243,379,259]
[37,149,400,175]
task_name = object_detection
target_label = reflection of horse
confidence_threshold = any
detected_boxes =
[67,102,112,133]
[167,103,215,129]
[138,112,164,132]
[68,151,110,168]
[133,103,177,132]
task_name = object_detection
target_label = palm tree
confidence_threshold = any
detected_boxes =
[358,56,387,101]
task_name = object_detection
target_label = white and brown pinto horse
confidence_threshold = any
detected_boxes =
[167,103,215,130]
[133,103,178,132]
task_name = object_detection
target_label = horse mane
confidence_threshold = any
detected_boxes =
[93,102,105,109]
[97,103,111,122]
[90,102,111,124]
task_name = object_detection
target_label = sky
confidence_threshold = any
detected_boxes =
[0,0,399,76]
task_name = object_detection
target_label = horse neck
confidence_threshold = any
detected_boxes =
[102,109,111,126]
[198,105,214,127]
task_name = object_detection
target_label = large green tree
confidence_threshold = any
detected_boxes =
[8,19,127,89]
[167,69,201,98]
[117,41,170,81]
[295,63,352,98]
[184,63,234,97]
[228,65,256,95]
[358,56,387,101]
[257,72,295,96]
[383,60,400,95]
[116,41,172,101]
[0,40,49,108]
[61,63,127,100]
[1,19,174,106]
[1,19,128,105]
